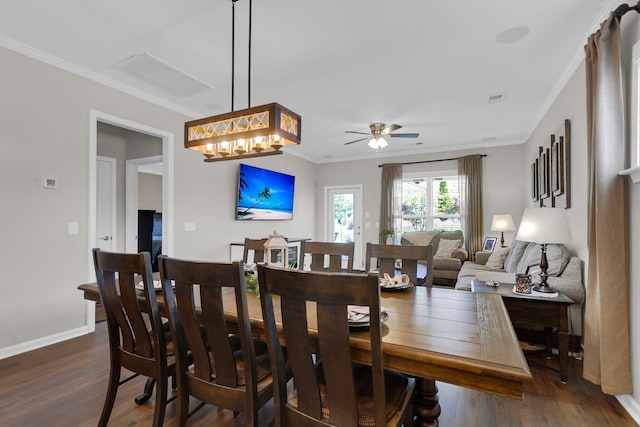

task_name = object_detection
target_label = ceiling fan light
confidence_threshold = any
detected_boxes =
[368,138,380,149]
[377,137,388,148]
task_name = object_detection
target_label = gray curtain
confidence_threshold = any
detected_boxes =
[584,13,631,395]
[458,155,483,258]
[379,163,403,243]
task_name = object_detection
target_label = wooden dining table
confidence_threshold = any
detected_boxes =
[78,281,531,427]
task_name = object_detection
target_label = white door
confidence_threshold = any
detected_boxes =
[325,186,363,270]
[96,156,116,251]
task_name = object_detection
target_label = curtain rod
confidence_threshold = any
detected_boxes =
[378,154,487,168]
[614,1,640,18]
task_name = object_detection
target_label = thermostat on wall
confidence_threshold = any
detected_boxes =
[41,177,57,189]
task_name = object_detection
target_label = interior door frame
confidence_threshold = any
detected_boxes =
[324,185,363,270]
[87,110,174,328]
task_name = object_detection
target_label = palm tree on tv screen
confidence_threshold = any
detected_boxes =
[240,186,272,214]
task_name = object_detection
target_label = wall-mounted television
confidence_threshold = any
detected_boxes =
[236,163,295,220]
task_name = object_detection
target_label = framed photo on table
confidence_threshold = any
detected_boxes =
[483,237,497,252]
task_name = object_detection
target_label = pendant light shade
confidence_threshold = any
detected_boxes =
[185,102,301,162]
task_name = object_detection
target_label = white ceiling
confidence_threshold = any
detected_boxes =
[0,0,615,163]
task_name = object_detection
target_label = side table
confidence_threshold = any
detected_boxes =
[471,279,574,383]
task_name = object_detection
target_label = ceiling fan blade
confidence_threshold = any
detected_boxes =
[344,137,369,145]
[345,130,370,135]
[382,124,402,134]
[389,133,419,138]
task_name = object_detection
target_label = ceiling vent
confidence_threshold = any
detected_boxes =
[112,52,212,98]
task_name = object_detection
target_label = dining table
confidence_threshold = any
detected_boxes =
[78,280,531,427]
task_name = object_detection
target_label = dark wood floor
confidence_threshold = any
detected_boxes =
[0,322,637,427]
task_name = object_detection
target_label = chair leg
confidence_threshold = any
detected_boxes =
[98,363,121,427]
[135,377,156,404]
[177,388,190,426]
[151,376,168,427]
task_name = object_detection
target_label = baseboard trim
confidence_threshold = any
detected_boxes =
[617,394,640,425]
[0,325,93,360]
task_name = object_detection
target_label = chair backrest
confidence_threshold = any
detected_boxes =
[299,241,354,272]
[243,238,268,264]
[365,242,434,286]
[158,257,262,415]
[257,265,387,426]
[92,248,167,370]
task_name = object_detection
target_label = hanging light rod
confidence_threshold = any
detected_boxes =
[184,0,301,162]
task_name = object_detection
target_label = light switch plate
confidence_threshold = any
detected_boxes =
[67,222,79,235]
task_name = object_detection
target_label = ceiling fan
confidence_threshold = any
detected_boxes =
[343,123,419,149]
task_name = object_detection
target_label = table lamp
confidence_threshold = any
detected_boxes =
[515,208,572,293]
[491,214,516,247]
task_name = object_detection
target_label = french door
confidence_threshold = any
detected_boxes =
[325,185,363,270]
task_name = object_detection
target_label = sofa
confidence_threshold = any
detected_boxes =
[401,230,468,286]
[455,240,585,338]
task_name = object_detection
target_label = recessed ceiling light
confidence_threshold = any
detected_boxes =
[496,26,530,44]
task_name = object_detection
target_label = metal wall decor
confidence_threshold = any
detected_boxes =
[531,119,571,208]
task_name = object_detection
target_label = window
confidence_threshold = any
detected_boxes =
[621,40,640,183]
[400,172,461,233]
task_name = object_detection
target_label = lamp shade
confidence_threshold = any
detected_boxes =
[515,208,572,244]
[491,214,516,232]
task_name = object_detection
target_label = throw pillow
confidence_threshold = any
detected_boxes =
[435,239,461,257]
[485,246,511,270]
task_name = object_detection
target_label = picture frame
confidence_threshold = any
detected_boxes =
[531,159,539,201]
[539,146,550,201]
[483,237,497,252]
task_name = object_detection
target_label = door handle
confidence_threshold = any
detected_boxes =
[100,236,110,241]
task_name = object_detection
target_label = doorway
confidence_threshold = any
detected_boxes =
[325,185,363,270]
[86,110,174,328]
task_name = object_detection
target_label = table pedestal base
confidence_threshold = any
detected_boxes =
[414,378,441,427]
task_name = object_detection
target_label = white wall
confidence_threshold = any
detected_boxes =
[0,45,317,354]
[315,144,527,261]
[523,61,589,261]
[138,173,162,212]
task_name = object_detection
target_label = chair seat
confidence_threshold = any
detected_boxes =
[289,363,415,426]
[201,337,272,386]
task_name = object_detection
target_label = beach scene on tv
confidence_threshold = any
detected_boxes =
[236,164,295,220]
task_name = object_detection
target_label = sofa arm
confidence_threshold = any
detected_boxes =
[474,251,492,265]
[451,247,468,262]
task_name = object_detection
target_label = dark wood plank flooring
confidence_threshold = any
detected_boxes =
[0,322,636,426]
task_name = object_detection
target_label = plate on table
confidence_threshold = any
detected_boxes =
[135,280,163,293]
[380,282,414,291]
[347,305,389,327]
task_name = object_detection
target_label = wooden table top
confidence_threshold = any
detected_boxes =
[78,282,531,399]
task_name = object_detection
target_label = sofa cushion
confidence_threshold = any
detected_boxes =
[435,239,461,257]
[516,243,570,276]
[503,240,529,273]
[433,257,462,270]
[485,246,511,270]
[401,231,439,247]
[430,230,464,252]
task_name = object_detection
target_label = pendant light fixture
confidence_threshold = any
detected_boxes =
[184,0,301,162]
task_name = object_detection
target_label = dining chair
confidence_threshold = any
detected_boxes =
[242,238,268,264]
[257,265,416,426]
[92,248,175,427]
[158,256,275,426]
[365,242,434,287]
[299,240,355,272]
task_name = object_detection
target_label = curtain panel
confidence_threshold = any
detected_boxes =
[379,163,403,243]
[457,155,483,258]
[584,13,631,395]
